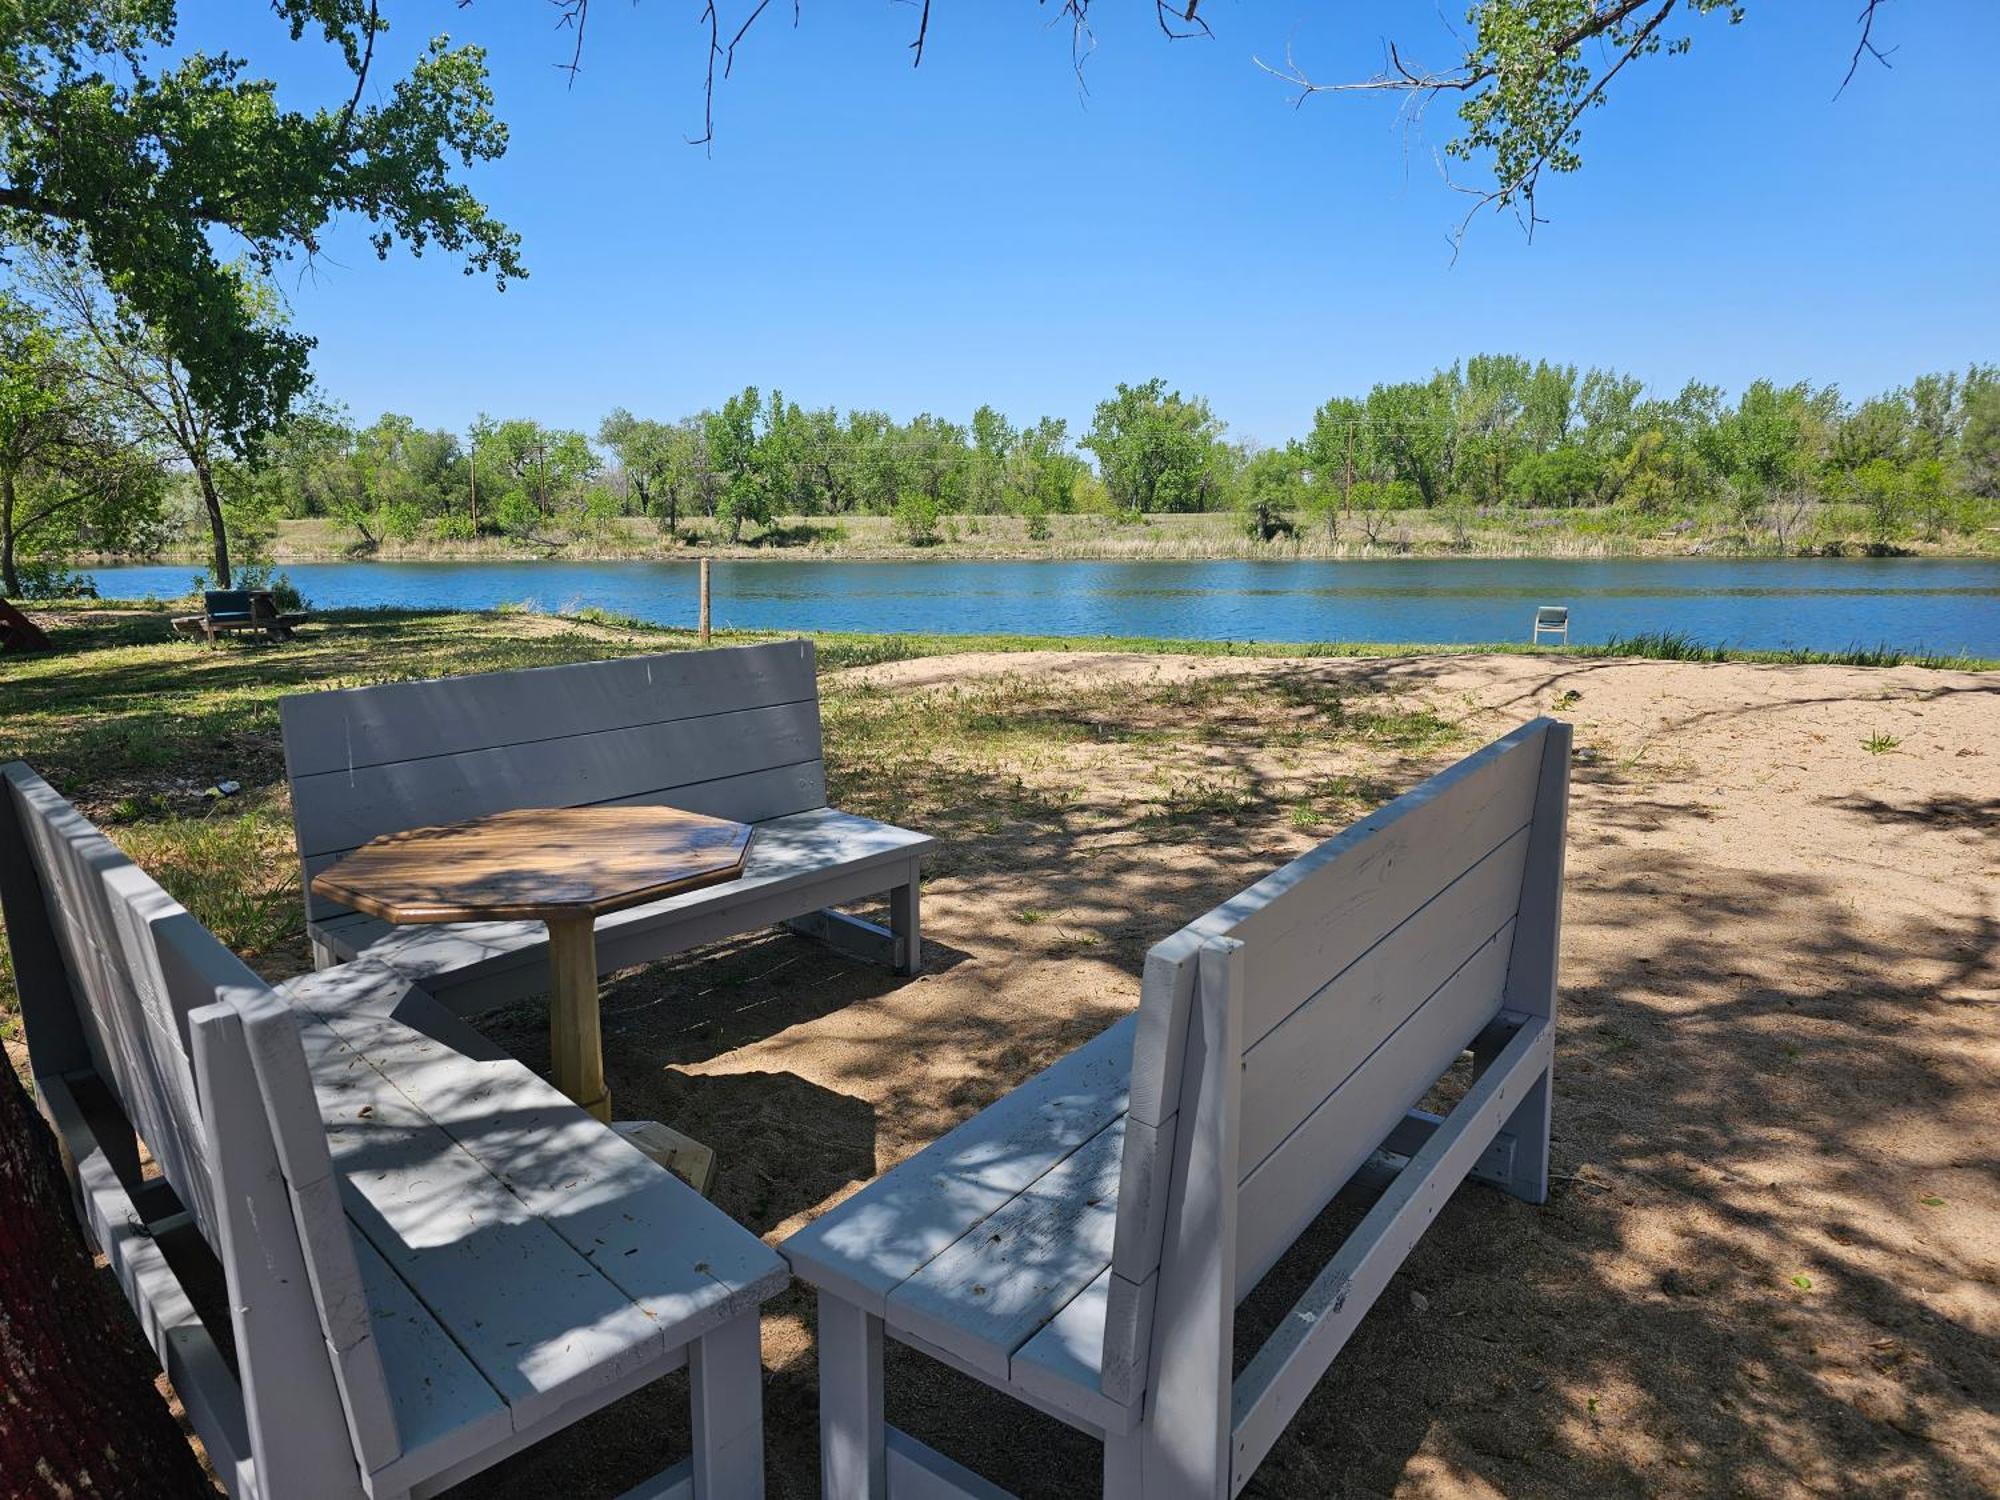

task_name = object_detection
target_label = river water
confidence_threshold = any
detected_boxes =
[85,556,2000,656]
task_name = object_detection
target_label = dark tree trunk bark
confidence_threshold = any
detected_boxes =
[193,460,229,588]
[0,1062,214,1496]
[2,471,19,598]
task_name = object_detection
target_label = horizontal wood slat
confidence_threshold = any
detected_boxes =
[293,1015,673,1432]
[278,639,817,777]
[291,996,788,1338]
[1192,720,1545,1049]
[291,699,823,859]
[888,1117,1125,1379]
[1238,824,1532,1174]
[1235,920,1517,1296]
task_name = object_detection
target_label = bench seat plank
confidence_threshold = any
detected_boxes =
[348,1231,513,1493]
[887,1116,1125,1380]
[1010,1267,1144,1434]
[292,992,790,1336]
[313,807,933,986]
[784,1015,1134,1317]
[291,1013,679,1431]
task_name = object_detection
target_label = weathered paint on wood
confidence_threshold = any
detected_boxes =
[279,639,817,778]
[886,1118,1125,1379]
[281,645,933,995]
[782,720,1568,1500]
[3,761,788,1499]
[311,807,754,925]
[782,1015,1134,1318]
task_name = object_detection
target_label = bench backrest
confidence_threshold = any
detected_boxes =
[1535,605,1568,627]
[280,638,827,925]
[205,589,256,621]
[1103,717,1570,1396]
[0,761,399,1486]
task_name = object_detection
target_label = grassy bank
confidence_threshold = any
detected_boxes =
[111,498,2000,567]
[0,601,1485,1032]
[2,599,1989,1037]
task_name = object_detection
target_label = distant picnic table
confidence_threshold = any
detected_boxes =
[171,588,307,642]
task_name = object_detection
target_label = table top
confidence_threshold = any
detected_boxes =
[311,805,755,924]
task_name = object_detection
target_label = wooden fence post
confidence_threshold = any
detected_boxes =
[698,558,711,646]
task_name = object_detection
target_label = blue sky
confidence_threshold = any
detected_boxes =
[209,1,1997,448]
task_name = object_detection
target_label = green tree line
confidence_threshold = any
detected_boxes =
[234,359,2000,553]
[4,289,1997,590]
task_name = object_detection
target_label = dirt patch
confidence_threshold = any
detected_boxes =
[156,650,2000,1495]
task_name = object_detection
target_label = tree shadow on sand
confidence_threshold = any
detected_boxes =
[428,664,2000,1499]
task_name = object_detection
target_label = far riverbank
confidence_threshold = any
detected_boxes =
[113,504,2000,568]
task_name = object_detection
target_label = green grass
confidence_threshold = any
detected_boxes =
[2,598,1990,1039]
[1579,630,1991,671]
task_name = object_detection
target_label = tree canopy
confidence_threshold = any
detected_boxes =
[0,1,522,448]
[569,1,1897,243]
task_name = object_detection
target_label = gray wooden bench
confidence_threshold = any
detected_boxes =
[784,717,1570,1498]
[281,638,934,1014]
[0,760,790,1498]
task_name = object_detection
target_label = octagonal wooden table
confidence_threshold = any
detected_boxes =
[311,805,754,1123]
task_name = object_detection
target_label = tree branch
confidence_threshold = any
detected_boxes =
[1836,0,1894,98]
[333,1,381,141]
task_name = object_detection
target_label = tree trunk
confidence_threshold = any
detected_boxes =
[193,460,229,587]
[0,1063,214,1496]
[1,470,18,598]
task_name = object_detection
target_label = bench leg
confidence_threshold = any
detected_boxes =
[689,1310,765,1499]
[1473,1022,1552,1205]
[1496,1063,1552,1205]
[1102,1432,1143,1500]
[817,1292,887,1500]
[310,934,340,971]
[889,861,921,977]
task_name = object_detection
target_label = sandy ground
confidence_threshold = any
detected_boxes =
[311,652,1998,1496]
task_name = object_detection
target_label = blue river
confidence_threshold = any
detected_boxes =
[84,556,2000,656]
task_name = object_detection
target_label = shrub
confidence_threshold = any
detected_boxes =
[895,493,942,546]
[14,560,98,599]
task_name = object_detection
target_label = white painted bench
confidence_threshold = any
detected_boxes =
[784,718,1570,1498]
[280,639,934,1013]
[0,760,790,1498]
